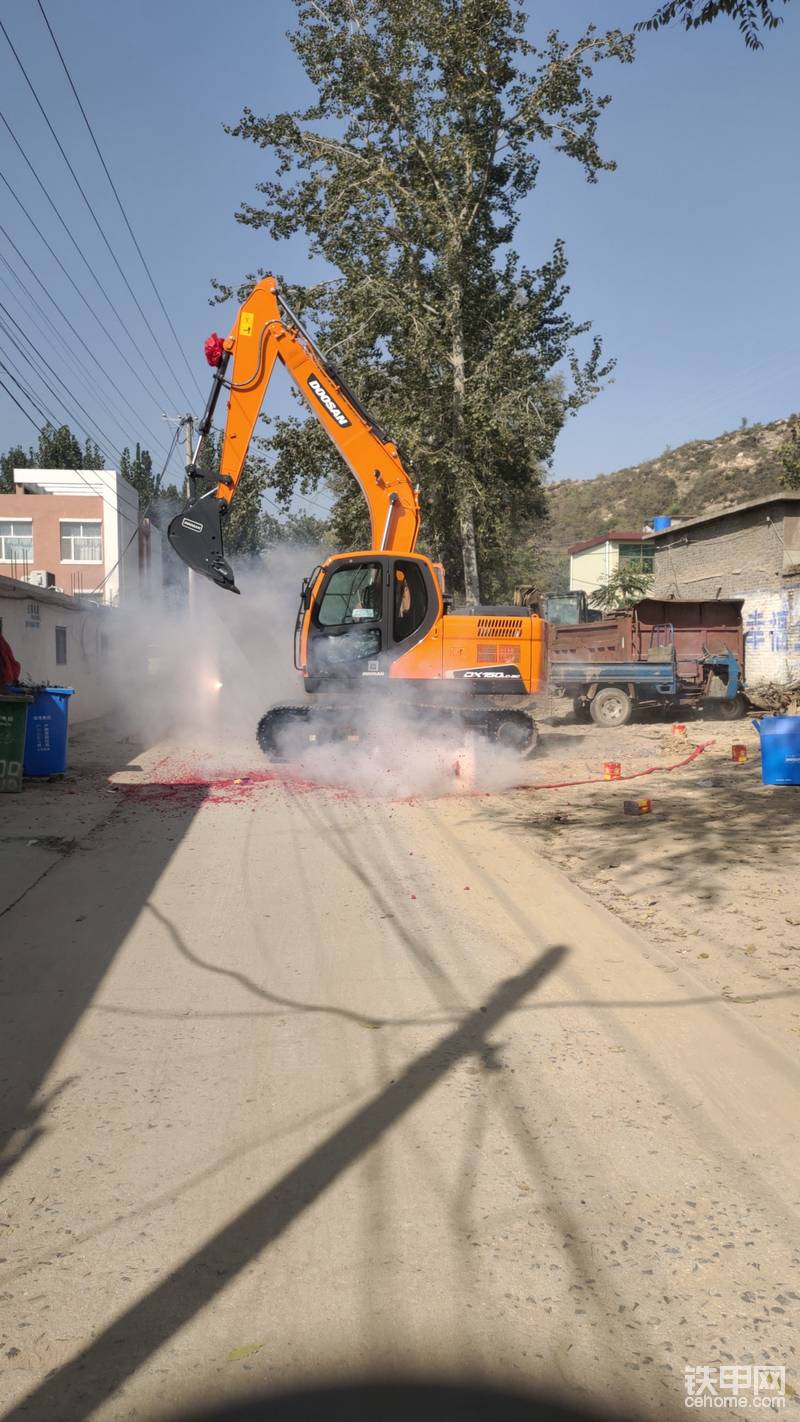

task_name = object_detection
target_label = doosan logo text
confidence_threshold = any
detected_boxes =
[307,376,351,427]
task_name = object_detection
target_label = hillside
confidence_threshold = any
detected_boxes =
[544,415,795,566]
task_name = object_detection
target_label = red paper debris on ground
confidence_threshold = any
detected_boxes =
[111,764,350,810]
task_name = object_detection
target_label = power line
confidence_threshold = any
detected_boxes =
[0,164,175,420]
[0,357,181,602]
[0,254,143,453]
[0,11,197,412]
[0,298,122,465]
[0,221,171,457]
[0,107,181,413]
[0,368,43,431]
[88,425,182,598]
[0,354,57,428]
[0,348,146,525]
[35,0,204,406]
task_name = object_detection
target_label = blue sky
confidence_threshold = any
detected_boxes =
[0,0,798,497]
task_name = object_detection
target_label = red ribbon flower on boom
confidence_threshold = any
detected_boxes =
[204,332,225,367]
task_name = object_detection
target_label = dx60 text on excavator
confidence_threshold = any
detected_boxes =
[168,276,546,754]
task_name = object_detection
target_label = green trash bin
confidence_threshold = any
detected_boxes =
[0,693,32,792]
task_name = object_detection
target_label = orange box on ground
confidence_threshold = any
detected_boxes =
[624,798,652,815]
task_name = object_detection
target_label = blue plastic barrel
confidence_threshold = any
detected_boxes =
[22,687,74,776]
[753,716,800,786]
[652,515,673,531]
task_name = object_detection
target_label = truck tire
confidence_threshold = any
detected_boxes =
[589,687,633,727]
[710,693,747,721]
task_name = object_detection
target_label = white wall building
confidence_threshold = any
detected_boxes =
[1,468,162,605]
[0,574,114,724]
[568,531,653,596]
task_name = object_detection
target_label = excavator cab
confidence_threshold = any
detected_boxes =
[297,552,442,686]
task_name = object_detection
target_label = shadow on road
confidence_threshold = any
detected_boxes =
[3,946,567,1422]
[0,770,209,1184]
[478,769,798,905]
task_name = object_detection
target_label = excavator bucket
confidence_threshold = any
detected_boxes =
[167,493,240,594]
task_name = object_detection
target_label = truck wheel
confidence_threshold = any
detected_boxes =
[589,687,633,727]
[572,698,592,722]
[710,693,747,721]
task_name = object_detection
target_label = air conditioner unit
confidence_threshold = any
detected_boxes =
[27,570,56,588]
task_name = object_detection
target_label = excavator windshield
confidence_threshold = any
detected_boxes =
[317,565,382,626]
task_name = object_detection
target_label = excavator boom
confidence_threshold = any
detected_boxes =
[168,277,420,593]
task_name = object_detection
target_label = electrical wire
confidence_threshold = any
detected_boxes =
[0,369,43,430]
[0,165,175,420]
[0,299,123,465]
[0,335,144,524]
[0,361,181,601]
[0,12,197,411]
[0,221,171,457]
[0,255,143,453]
[0,107,182,412]
[88,426,182,598]
[0,355,56,428]
[0,359,142,534]
[35,0,204,405]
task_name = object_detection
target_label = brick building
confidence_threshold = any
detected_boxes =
[0,467,162,604]
[648,493,800,685]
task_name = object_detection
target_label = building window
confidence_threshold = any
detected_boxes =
[618,541,654,573]
[55,626,67,665]
[0,519,33,561]
[60,520,102,562]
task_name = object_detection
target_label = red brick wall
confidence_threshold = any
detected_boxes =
[0,493,105,594]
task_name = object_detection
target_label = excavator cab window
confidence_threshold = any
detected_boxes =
[317,564,382,626]
[393,560,428,642]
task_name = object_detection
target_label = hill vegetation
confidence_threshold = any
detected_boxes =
[535,414,796,591]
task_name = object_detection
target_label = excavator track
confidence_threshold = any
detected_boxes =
[256,702,537,760]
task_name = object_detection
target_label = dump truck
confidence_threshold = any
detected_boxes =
[549,597,746,726]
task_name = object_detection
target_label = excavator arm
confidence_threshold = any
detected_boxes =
[168,276,420,594]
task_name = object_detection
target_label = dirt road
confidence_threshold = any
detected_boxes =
[0,721,798,1420]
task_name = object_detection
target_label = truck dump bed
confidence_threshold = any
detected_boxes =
[549,598,744,693]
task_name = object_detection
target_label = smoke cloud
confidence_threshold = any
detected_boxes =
[110,546,538,800]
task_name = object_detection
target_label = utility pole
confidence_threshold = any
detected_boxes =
[181,414,195,611]
[164,412,196,610]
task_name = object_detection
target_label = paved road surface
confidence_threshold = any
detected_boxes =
[0,744,798,1420]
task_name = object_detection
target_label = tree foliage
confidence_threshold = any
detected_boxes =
[778,416,800,490]
[589,564,654,610]
[637,0,789,49]
[0,424,105,492]
[221,0,633,600]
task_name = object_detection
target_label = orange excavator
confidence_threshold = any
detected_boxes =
[168,276,546,753]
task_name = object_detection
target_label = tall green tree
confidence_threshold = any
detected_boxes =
[35,423,83,469]
[82,437,104,470]
[120,441,182,526]
[221,0,633,600]
[120,443,155,503]
[0,444,33,494]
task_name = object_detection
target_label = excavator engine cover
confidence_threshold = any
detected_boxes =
[167,494,239,594]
